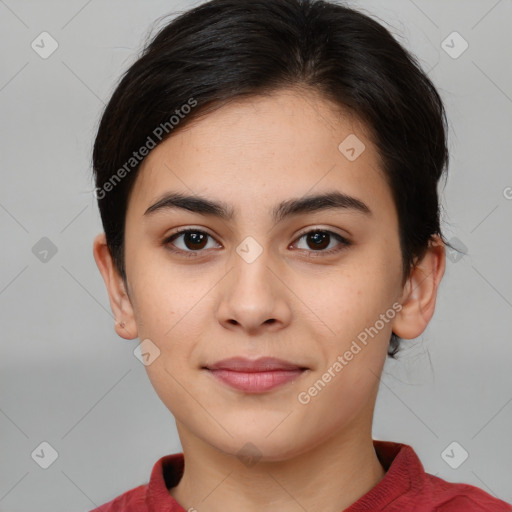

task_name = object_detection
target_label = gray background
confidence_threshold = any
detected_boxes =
[1,0,511,510]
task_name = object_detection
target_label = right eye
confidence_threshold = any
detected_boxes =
[163,228,221,257]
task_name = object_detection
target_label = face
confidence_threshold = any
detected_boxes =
[97,88,430,460]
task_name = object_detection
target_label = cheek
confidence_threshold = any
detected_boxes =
[126,247,193,332]
[301,257,400,339]
[129,267,214,374]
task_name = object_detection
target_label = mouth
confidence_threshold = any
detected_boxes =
[203,357,308,393]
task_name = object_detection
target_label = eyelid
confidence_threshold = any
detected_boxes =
[293,225,351,242]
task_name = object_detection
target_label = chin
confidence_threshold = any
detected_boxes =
[206,427,308,463]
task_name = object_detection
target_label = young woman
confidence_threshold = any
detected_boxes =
[90,0,512,510]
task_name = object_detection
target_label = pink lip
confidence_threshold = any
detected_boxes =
[204,357,307,393]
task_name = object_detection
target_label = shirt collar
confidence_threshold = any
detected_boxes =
[344,440,424,510]
[146,441,422,511]
[147,452,186,511]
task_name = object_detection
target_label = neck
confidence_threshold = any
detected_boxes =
[169,421,385,512]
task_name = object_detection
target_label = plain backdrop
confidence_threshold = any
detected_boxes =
[0,0,511,510]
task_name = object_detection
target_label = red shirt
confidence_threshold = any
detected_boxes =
[91,440,511,511]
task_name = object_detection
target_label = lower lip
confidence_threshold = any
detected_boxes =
[207,369,305,392]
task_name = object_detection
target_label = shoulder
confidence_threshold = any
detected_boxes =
[424,474,512,512]
[367,441,511,512]
[89,484,148,511]
[87,452,185,512]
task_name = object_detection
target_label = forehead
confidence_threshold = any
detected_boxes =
[127,88,395,224]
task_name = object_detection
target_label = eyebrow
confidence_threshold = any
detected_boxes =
[144,191,372,222]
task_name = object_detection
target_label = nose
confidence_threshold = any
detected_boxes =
[215,251,292,335]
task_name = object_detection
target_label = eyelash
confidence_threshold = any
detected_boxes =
[162,227,351,259]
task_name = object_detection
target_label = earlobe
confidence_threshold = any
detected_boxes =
[392,235,446,340]
[92,233,138,340]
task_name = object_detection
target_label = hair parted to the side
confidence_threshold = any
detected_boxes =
[92,0,451,358]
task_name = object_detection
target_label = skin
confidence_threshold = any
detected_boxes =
[93,88,445,512]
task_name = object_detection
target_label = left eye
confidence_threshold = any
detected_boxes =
[292,230,350,255]
[164,228,350,256]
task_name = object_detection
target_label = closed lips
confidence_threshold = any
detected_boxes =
[204,357,307,372]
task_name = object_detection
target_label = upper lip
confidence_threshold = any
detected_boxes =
[204,357,307,372]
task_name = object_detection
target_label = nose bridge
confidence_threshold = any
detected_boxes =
[215,235,290,332]
[230,236,275,303]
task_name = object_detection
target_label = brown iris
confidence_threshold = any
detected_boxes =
[305,231,330,250]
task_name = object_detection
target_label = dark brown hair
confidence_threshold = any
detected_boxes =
[92,0,451,357]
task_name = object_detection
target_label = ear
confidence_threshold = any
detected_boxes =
[92,233,138,340]
[392,234,446,340]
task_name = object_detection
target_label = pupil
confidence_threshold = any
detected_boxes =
[186,232,206,249]
[309,232,329,250]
